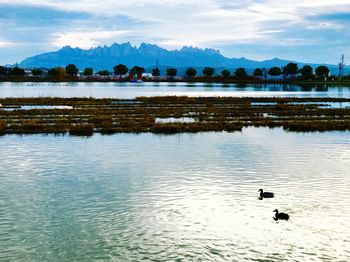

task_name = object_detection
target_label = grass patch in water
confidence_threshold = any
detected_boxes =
[1,96,350,135]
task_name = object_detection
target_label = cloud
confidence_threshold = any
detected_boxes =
[0,4,93,46]
[0,0,350,64]
[0,4,91,26]
[0,41,15,47]
[52,30,130,49]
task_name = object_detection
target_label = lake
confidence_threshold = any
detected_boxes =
[1,82,350,98]
[1,127,349,261]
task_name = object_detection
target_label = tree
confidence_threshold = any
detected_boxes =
[152,68,160,77]
[253,68,263,78]
[48,67,66,77]
[113,64,128,76]
[48,68,58,76]
[166,68,177,78]
[98,70,110,76]
[83,68,93,76]
[234,68,248,78]
[10,66,25,76]
[57,67,66,76]
[268,67,282,80]
[284,63,298,78]
[300,65,313,80]
[185,67,197,77]
[221,70,231,77]
[0,66,5,75]
[202,67,215,77]
[32,68,43,76]
[130,66,145,75]
[65,64,79,75]
[315,66,330,78]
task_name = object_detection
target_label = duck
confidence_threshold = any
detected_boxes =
[273,209,289,221]
[258,189,274,199]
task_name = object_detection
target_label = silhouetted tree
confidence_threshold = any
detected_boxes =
[65,64,79,75]
[31,69,43,76]
[130,66,145,75]
[166,68,177,78]
[253,68,263,78]
[10,66,25,76]
[315,66,330,78]
[235,68,248,78]
[300,65,313,80]
[202,67,215,77]
[48,68,57,76]
[152,68,160,77]
[221,70,231,77]
[284,63,298,78]
[113,64,128,76]
[98,70,110,76]
[268,67,282,80]
[0,66,5,75]
[83,68,93,76]
[185,67,197,77]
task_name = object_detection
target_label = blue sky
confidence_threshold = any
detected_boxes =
[0,0,349,65]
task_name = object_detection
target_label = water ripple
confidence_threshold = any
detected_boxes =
[0,127,350,261]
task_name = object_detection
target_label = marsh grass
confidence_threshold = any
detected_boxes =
[69,124,95,136]
[1,96,350,135]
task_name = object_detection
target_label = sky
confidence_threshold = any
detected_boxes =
[0,0,349,65]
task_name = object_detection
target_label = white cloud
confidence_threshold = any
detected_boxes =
[4,0,347,16]
[0,0,350,63]
[52,30,129,48]
[0,40,15,47]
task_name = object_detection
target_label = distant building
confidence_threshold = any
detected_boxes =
[24,69,33,77]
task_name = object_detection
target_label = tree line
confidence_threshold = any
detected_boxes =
[0,62,338,81]
[182,63,332,80]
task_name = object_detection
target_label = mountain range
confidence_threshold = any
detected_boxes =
[19,42,344,74]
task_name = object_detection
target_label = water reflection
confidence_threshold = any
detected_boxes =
[0,127,350,261]
[1,82,350,98]
[235,83,248,89]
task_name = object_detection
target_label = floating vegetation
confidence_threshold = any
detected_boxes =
[1,96,350,136]
[155,117,197,124]
[69,124,94,136]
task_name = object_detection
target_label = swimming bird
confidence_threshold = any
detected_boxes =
[258,189,274,199]
[273,209,289,221]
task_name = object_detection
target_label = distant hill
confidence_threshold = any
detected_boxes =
[19,42,344,74]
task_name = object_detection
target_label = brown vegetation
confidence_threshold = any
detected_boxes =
[1,96,350,136]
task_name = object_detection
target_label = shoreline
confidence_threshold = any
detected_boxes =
[1,96,350,136]
[1,77,350,86]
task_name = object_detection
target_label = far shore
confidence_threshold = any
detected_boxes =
[2,76,350,86]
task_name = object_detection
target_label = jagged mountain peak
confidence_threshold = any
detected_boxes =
[180,46,220,55]
[138,43,166,52]
[58,46,76,52]
[19,42,316,71]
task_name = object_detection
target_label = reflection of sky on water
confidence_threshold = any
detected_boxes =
[0,82,349,98]
[0,127,350,261]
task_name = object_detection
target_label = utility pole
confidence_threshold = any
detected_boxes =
[339,54,345,78]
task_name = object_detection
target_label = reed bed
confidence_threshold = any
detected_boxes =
[1,96,350,135]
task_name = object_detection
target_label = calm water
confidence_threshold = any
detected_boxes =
[1,127,350,261]
[1,82,350,98]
